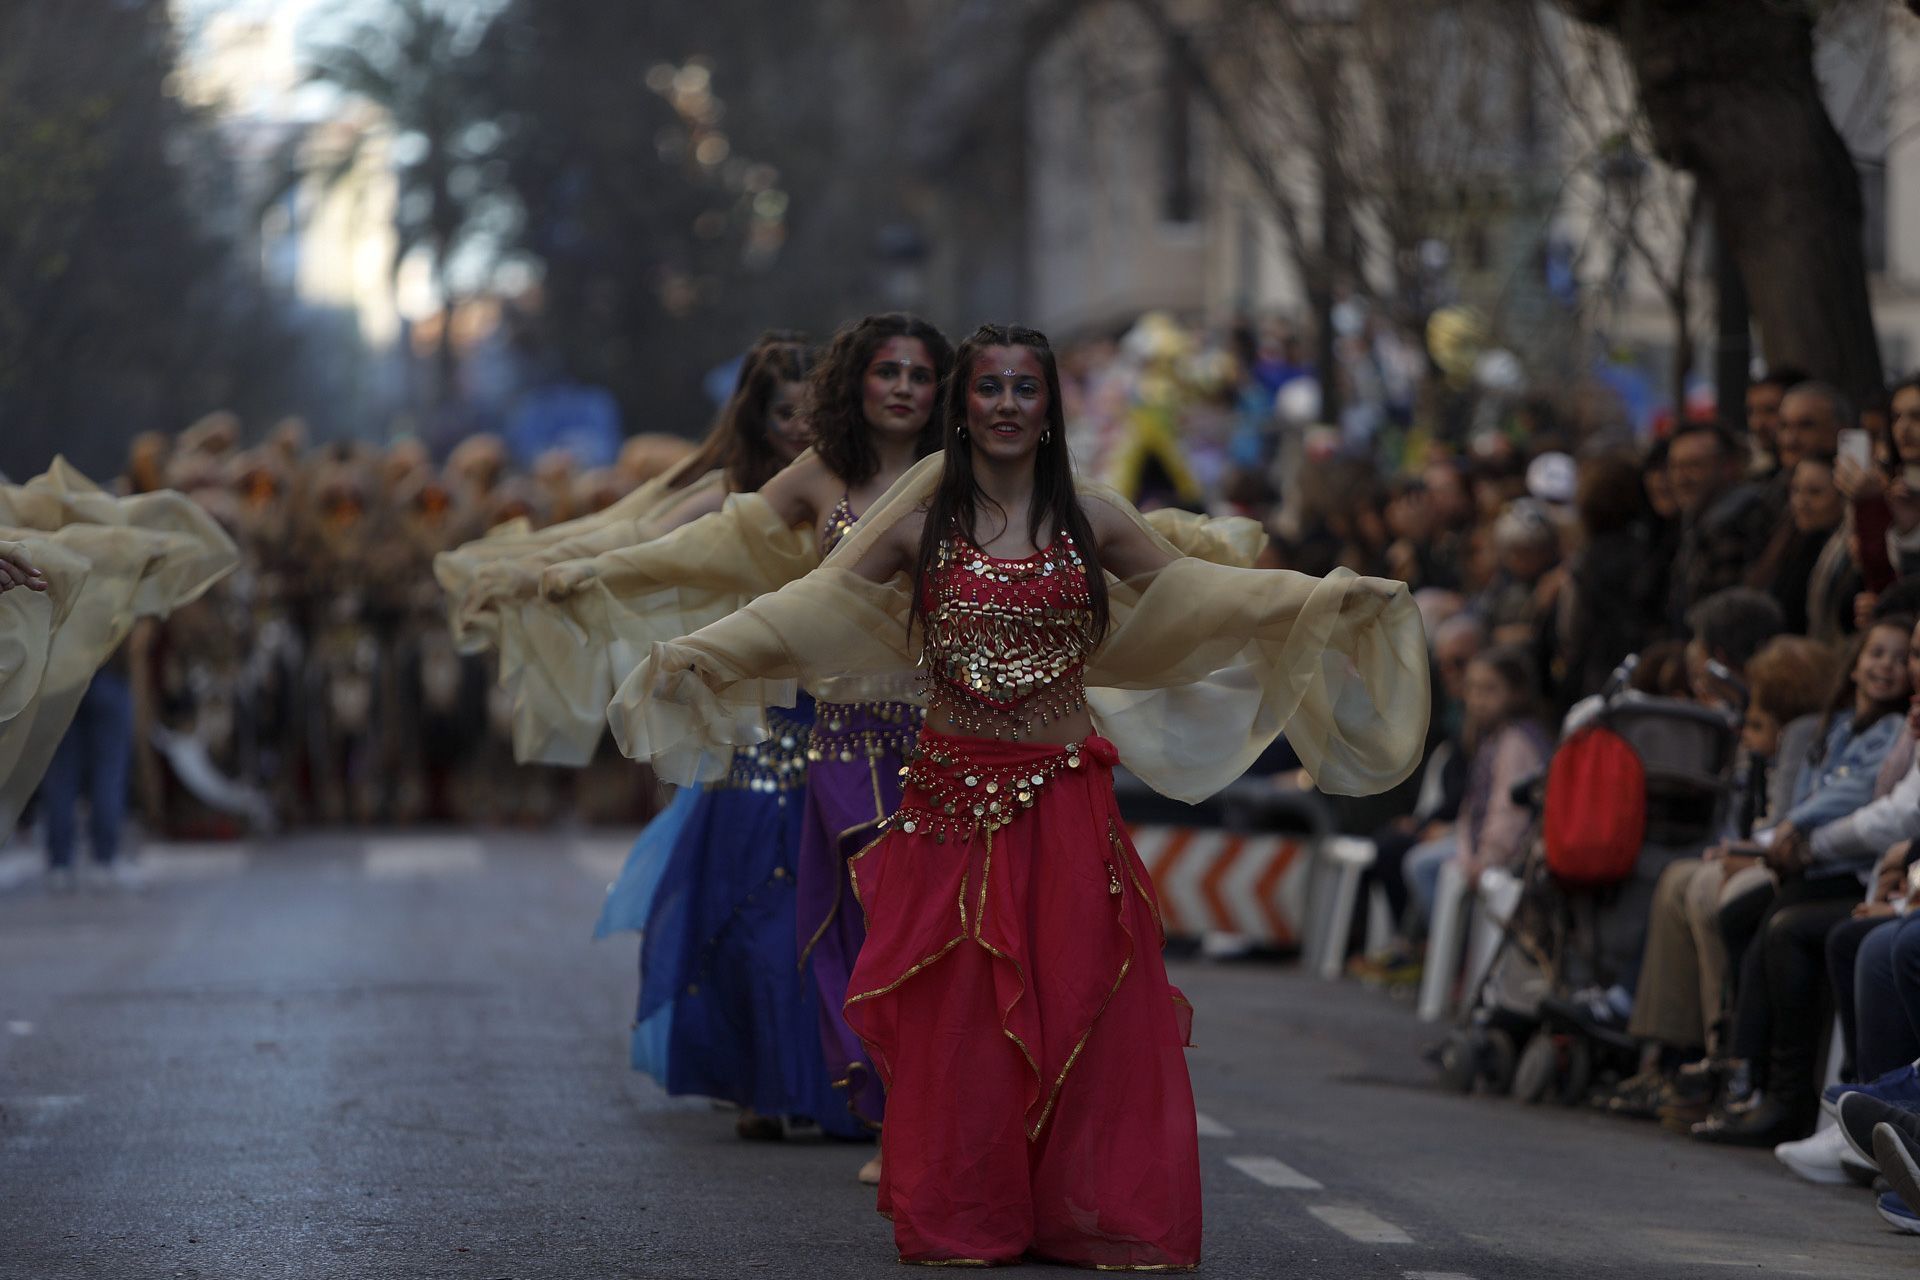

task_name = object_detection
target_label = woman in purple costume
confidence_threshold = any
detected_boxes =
[771,315,953,1181]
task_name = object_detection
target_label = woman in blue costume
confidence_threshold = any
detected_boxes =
[584,335,852,1137]
[561,313,956,1160]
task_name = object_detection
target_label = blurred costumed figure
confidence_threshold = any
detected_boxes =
[1078,312,1205,511]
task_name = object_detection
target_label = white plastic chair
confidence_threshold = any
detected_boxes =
[1418,858,1473,1022]
[1314,836,1380,979]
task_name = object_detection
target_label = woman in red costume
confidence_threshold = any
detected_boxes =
[612,325,1429,1269]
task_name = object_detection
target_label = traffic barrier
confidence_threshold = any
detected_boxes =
[1127,823,1312,946]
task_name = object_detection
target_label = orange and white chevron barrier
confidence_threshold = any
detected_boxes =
[1127,824,1313,946]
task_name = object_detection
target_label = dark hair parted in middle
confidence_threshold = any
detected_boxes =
[808,313,954,486]
[669,330,815,494]
[911,323,1111,643]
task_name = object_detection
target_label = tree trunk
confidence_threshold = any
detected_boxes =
[1566,2,1883,405]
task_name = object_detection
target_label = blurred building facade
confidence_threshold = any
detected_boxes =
[1549,3,1920,386]
[931,0,1920,395]
[177,11,407,434]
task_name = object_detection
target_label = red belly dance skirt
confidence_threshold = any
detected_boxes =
[843,730,1201,1270]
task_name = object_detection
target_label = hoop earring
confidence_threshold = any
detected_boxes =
[1041,429,1051,445]
[958,425,968,440]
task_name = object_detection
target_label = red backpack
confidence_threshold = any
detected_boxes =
[1542,724,1647,886]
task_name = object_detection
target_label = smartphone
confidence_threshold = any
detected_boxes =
[1840,428,1872,469]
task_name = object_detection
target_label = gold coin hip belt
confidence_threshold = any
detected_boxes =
[720,704,812,794]
[885,737,1089,846]
[806,699,923,765]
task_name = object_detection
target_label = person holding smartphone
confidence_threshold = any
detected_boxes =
[1837,377,1920,627]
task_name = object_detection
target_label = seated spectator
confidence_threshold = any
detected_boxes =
[1751,455,1846,638]
[1347,613,1486,983]
[1684,588,1786,714]
[1628,639,1693,700]
[1402,646,1552,930]
[1475,500,1562,649]
[1892,377,1920,573]
[1600,636,1840,1122]
[1665,425,1776,637]
[1555,453,1657,711]
[1823,841,1920,1102]
[1839,378,1920,626]
[1695,614,1916,1146]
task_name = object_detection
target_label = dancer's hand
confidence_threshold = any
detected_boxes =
[540,559,598,601]
[0,545,48,593]
[471,560,540,606]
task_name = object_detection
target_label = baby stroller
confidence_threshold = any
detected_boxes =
[1435,658,1744,1102]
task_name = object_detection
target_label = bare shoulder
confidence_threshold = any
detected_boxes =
[1078,492,1177,578]
[1077,492,1135,548]
[758,450,832,523]
[846,503,927,583]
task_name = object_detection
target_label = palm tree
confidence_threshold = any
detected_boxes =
[294,0,504,404]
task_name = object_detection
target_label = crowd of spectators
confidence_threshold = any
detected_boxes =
[1088,310,1920,1230]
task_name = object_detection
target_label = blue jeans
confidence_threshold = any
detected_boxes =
[40,672,133,868]
[1851,913,1920,1082]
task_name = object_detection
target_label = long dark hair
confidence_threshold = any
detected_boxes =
[1811,613,1914,764]
[808,313,953,486]
[668,331,814,494]
[910,323,1110,642]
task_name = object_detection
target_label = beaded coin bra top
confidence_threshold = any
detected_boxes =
[815,492,922,764]
[920,527,1100,741]
[820,493,860,557]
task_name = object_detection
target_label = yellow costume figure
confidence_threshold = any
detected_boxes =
[0,459,239,836]
[1099,314,1204,507]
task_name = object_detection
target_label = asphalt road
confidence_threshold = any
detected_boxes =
[0,831,1913,1280]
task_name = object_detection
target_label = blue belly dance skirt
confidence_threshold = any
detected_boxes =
[596,697,863,1136]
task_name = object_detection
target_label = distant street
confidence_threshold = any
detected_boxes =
[1,832,1912,1280]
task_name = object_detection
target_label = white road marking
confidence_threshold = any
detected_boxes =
[1405,1273,1476,1280]
[1310,1205,1413,1245]
[1227,1154,1323,1190]
[5,1022,32,1036]
[1,1094,83,1154]
[363,837,485,879]
[569,834,635,885]
[1194,1111,1234,1138]
[142,844,252,879]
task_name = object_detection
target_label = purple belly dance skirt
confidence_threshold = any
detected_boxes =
[797,698,921,1129]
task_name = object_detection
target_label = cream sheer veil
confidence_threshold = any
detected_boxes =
[490,483,814,766]
[0,460,241,836]
[431,467,729,766]
[433,466,724,655]
[611,452,1430,802]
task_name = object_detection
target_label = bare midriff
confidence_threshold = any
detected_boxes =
[919,530,1100,746]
